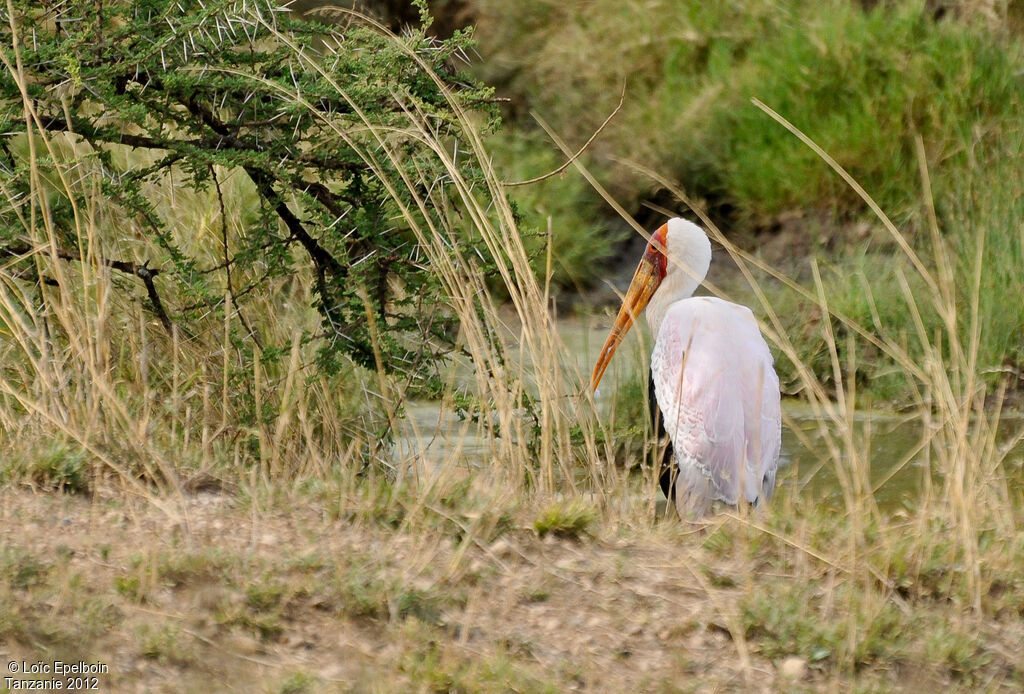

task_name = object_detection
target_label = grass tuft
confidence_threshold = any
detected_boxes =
[533,498,597,540]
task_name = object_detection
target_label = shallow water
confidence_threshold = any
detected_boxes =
[779,406,927,511]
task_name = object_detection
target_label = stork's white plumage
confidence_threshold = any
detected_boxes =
[591,218,781,518]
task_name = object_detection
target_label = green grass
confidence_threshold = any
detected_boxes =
[687,4,1023,220]
[331,563,448,623]
[474,0,1024,220]
[136,623,197,666]
[398,626,561,694]
[1,441,90,493]
[765,251,942,404]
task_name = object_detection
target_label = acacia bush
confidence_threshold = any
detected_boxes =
[0,0,498,394]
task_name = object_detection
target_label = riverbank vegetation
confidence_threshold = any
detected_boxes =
[1,1,1022,691]
[475,0,1024,405]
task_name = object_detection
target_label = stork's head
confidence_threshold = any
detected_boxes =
[590,218,711,390]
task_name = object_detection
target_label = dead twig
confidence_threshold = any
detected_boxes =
[502,80,626,187]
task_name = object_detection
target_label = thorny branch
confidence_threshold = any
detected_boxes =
[0,241,173,332]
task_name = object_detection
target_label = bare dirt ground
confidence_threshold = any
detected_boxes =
[1,488,1020,693]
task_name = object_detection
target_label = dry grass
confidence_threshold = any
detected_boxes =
[0,7,1022,692]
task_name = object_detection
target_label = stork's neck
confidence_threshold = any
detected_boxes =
[644,267,701,337]
[645,246,711,339]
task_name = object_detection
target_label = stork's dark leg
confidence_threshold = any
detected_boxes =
[649,368,677,501]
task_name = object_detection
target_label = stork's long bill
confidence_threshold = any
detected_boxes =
[590,224,669,391]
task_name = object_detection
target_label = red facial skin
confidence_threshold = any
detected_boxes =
[643,223,669,281]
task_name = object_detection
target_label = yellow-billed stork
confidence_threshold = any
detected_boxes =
[591,218,781,518]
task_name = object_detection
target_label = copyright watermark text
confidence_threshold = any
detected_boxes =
[5,660,109,690]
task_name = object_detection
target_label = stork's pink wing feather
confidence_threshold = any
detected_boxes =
[650,297,781,506]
